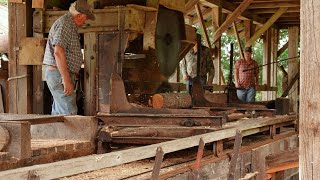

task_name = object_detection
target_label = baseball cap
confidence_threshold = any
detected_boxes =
[244,47,252,53]
[76,0,95,21]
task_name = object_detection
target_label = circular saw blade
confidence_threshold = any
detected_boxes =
[155,6,184,78]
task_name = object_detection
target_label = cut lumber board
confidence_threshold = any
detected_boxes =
[0,115,296,179]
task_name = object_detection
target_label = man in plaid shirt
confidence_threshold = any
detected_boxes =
[234,47,259,102]
[43,0,95,115]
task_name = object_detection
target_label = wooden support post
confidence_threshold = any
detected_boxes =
[212,5,225,85]
[212,0,254,44]
[288,26,299,112]
[270,28,279,99]
[300,2,318,178]
[262,29,272,101]
[245,7,288,48]
[84,33,97,116]
[8,1,33,114]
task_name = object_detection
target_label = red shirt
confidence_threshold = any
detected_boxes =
[235,59,259,89]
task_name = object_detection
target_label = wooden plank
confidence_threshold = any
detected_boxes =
[0,116,296,179]
[266,162,298,174]
[0,114,65,125]
[32,0,44,9]
[18,37,46,65]
[212,0,254,44]
[245,7,288,47]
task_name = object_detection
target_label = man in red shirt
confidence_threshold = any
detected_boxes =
[234,47,259,102]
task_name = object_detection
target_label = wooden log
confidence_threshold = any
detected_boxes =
[152,93,192,109]
[0,125,9,151]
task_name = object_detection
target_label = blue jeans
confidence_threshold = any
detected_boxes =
[236,87,256,102]
[45,66,77,115]
[186,76,206,93]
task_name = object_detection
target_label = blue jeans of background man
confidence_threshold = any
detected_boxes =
[45,66,77,115]
[236,86,256,102]
[186,76,206,93]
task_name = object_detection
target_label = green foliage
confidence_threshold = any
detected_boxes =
[0,0,7,6]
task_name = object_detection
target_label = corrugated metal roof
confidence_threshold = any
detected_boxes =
[0,5,8,53]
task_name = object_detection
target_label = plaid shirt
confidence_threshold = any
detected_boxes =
[180,46,214,81]
[43,13,83,74]
[235,59,259,89]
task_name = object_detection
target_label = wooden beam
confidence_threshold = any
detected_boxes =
[233,22,244,60]
[266,148,298,169]
[226,22,245,36]
[266,162,298,174]
[247,2,300,9]
[212,0,254,44]
[0,116,296,179]
[191,6,212,24]
[245,7,288,47]
[195,3,213,50]
[248,7,299,14]
[281,68,299,97]
[277,41,288,57]
[185,0,200,13]
[200,0,267,25]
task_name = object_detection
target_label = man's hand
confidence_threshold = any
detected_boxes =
[63,78,74,96]
[183,75,189,80]
[235,81,240,88]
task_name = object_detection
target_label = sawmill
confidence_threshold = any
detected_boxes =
[0,0,317,179]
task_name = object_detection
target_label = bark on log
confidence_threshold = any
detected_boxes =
[152,93,192,109]
[0,125,9,151]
